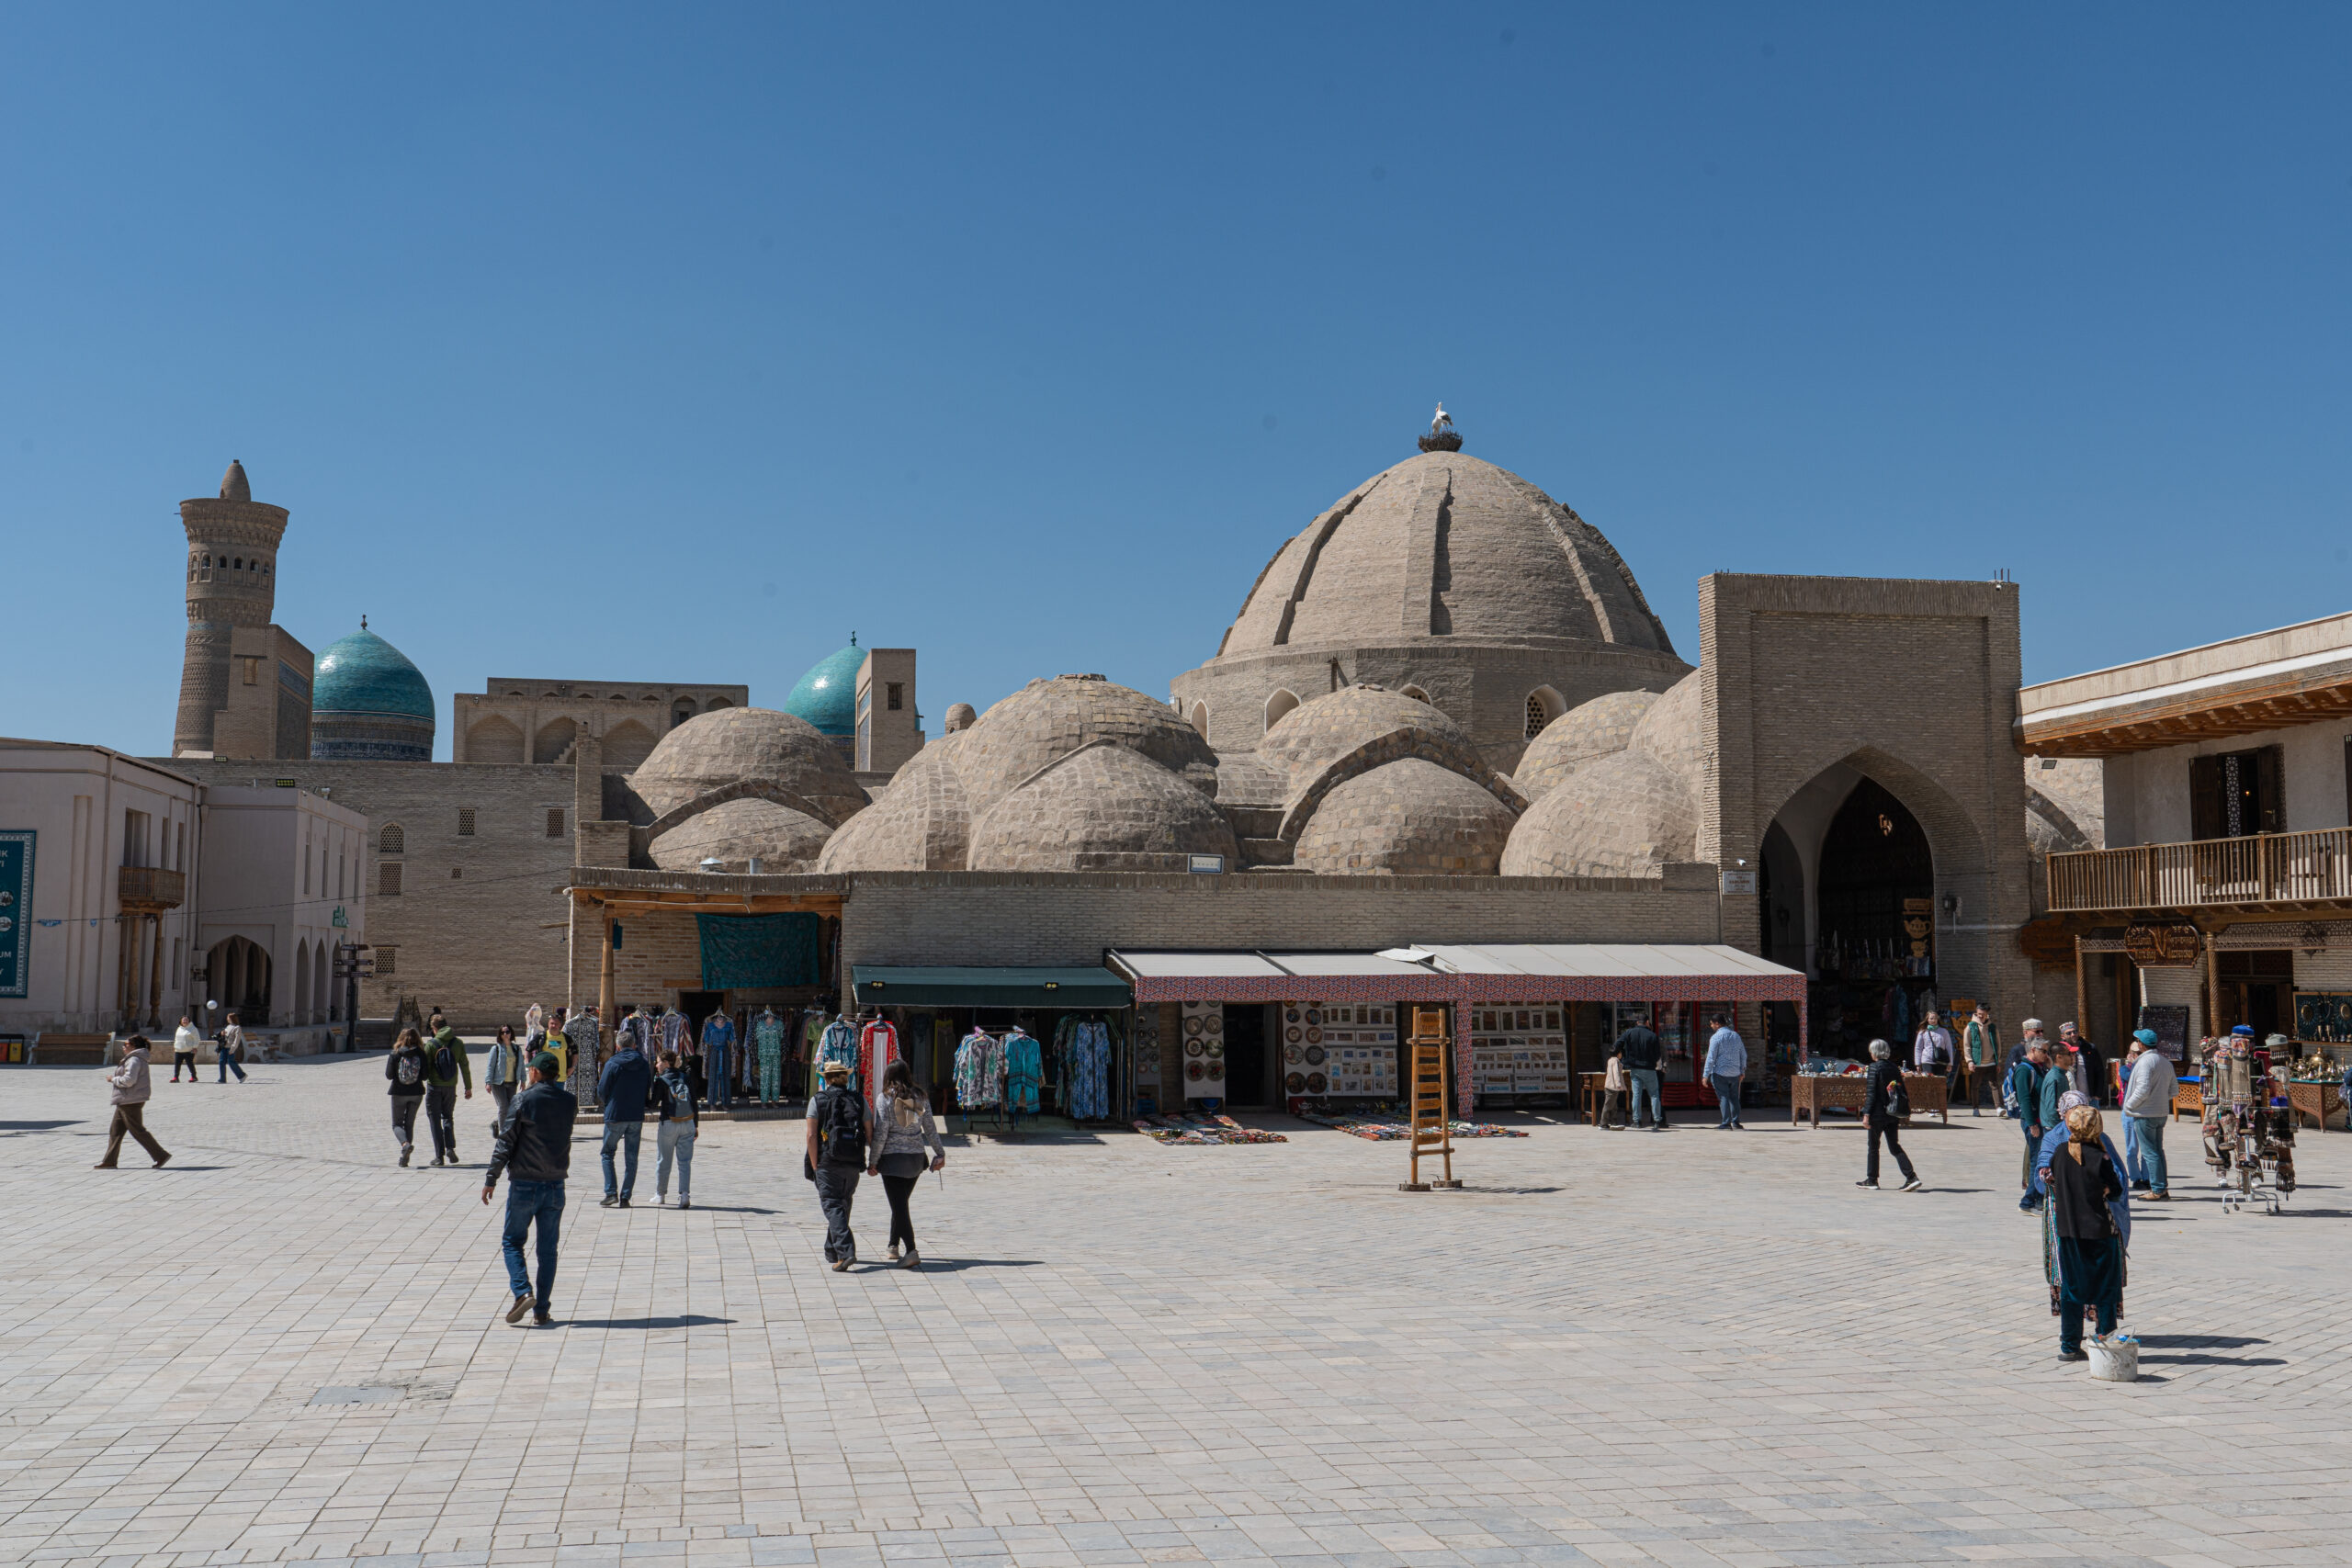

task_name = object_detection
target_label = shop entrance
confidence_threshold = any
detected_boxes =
[2217,950,2291,1039]
[1810,777,1935,1060]
[1222,1003,1269,1108]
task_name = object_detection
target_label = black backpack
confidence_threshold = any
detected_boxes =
[433,1042,457,1082]
[818,1086,865,1167]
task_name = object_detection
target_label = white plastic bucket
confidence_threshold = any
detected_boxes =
[2088,1337,2139,1382]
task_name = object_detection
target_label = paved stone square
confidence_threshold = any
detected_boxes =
[6,1055,2352,1568]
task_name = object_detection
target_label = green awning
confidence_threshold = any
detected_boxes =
[850,965,1131,1009]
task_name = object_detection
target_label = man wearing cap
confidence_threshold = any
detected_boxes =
[2008,1036,2053,1212]
[2003,1019,2047,1120]
[2120,1029,2176,1199]
[805,1059,871,1269]
[482,1051,577,1326]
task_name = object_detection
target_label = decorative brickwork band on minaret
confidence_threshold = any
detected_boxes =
[174,460,291,757]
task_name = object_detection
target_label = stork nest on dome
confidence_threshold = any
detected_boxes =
[1418,423,1463,453]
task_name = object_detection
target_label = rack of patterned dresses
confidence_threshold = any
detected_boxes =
[945,1013,1126,1131]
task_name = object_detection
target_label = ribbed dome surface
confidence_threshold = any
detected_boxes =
[1219,451,1675,656]
[967,740,1238,873]
[816,734,971,873]
[630,707,870,826]
[1294,759,1518,875]
[1258,685,1475,795]
[781,641,865,737]
[1629,671,1706,784]
[1500,747,1697,879]
[953,675,1217,822]
[650,798,832,874]
[1516,688,1660,800]
[313,626,435,720]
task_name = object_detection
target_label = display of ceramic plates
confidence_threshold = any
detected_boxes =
[1184,1016,1204,1037]
[1204,1014,1223,1035]
[1305,1044,1326,1066]
[1286,1025,1303,1043]
[1305,1009,1322,1025]
[1283,1045,1302,1065]
[1286,1008,1301,1023]
[1285,1071,1306,1093]
[1185,1039,1204,1057]
[1205,1042,1223,1058]
[1306,1027,1322,1044]
[1306,1071,1328,1093]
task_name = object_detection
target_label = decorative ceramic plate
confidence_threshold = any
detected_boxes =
[1286,1072,1306,1093]
[1286,1025,1303,1043]
[1284,1046,1302,1065]
[1286,1009,1301,1023]
[1205,1042,1223,1058]
[1184,1017,1204,1037]
[1185,1039,1204,1057]
[1306,1027,1323,1044]
[1305,1009,1322,1025]
[1306,1072,1327,1093]
[1186,1060,1204,1081]
[1305,1045,1326,1066]
[1204,1014,1223,1035]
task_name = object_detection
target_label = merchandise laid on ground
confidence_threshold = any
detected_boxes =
[1295,1107,1529,1140]
[1132,1112,1288,1145]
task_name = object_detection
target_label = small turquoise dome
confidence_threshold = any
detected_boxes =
[782,637,864,737]
[311,620,436,761]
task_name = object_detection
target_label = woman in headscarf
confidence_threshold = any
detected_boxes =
[2032,1089,2131,1319]
[2043,1104,2126,1359]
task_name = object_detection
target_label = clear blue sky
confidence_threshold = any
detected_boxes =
[5,5,2348,761]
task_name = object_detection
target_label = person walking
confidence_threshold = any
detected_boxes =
[650,1048,699,1209]
[215,1012,249,1083]
[422,1013,474,1165]
[597,1023,653,1208]
[2009,1038,2052,1211]
[1599,1046,1628,1129]
[1701,1012,1747,1130]
[2060,1022,2107,1106]
[2003,1019,2048,1117]
[699,1008,734,1111]
[1962,1005,1997,1114]
[1615,1013,1667,1131]
[2044,1105,2126,1360]
[170,1014,200,1082]
[2120,1030,2177,1200]
[805,1059,868,1269]
[485,1025,524,1131]
[867,1059,945,1266]
[94,1035,171,1168]
[1857,1039,1922,1190]
[481,1050,577,1327]
[388,1028,429,1165]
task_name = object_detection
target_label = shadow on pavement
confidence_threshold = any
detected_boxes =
[560,1314,736,1329]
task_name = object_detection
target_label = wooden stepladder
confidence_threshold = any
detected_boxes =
[1401,1006,1462,1191]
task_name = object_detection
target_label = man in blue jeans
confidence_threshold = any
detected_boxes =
[1702,1012,1747,1129]
[481,1053,577,1326]
[1614,1014,1667,1131]
[2120,1029,2176,1200]
[597,1030,654,1208]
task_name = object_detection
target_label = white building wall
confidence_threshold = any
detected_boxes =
[196,785,368,1033]
[2102,721,2351,848]
[0,744,201,1038]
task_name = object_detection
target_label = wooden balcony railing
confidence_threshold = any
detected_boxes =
[2047,829,2352,913]
[116,865,186,909]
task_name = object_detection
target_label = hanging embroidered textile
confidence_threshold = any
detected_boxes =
[660,1010,690,1056]
[563,1011,602,1104]
[1003,1027,1043,1115]
[816,1016,858,1090]
[955,1028,1001,1110]
[695,911,822,990]
[859,1018,900,1115]
[1068,1019,1113,1120]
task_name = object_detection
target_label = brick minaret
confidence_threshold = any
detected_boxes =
[173,460,291,757]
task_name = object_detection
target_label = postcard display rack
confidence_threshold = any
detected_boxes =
[1132,1007,1164,1117]
[1469,1005,1571,1106]
[1283,1003,1399,1100]
[1179,1000,1226,1101]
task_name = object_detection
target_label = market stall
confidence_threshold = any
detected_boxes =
[848,964,1133,1128]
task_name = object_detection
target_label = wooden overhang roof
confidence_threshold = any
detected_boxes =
[563,865,847,917]
[2017,612,2352,758]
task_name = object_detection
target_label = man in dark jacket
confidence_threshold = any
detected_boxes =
[596,1032,654,1208]
[423,1015,474,1167]
[1614,1017,1667,1131]
[805,1059,868,1269]
[481,1053,577,1326]
[1857,1039,1922,1190]
[2009,1040,2052,1212]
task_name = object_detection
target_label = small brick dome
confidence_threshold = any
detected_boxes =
[630,706,870,827]
[1258,684,1474,796]
[1629,671,1706,785]
[967,740,1238,873]
[816,733,971,873]
[1515,688,1660,800]
[1294,758,1518,875]
[1500,746,1697,878]
[650,797,832,874]
[953,674,1217,822]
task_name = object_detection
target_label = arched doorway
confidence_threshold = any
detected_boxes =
[1810,778,1935,1061]
[207,935,273,1027]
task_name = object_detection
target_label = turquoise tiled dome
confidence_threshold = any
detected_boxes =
[311,621,436,761]
[782,637,864,737]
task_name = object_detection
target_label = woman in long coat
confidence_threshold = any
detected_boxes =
[2045,1104,2127,1359]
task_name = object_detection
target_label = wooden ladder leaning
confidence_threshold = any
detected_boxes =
[1401,1005,1462,1191]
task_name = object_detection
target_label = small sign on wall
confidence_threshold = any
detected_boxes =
[1720,869,1757,895]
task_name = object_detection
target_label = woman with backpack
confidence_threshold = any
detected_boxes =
[422,1015,474,1167]
[649,1048,699,1209]
[387,1028,429,1167]
[804,1059,868,1269]
[867,1059,946,1268]
[485,1025,524,1131]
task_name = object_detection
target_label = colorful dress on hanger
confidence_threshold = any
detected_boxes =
[802,1012,830,1095]
[752,1010,787,1104]
[564,1012,602,1106]
[661,1010,691,1057]
[955,1029,1001,1111]
[1069,1020,1112,1121]
[858,1018,900,1116]
[1003,1028,1042,1115]
[816,1017,858,1091]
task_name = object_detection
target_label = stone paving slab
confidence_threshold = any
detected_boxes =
[3,1058,2350,1567]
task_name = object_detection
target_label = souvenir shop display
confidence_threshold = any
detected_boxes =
[658,1006,691,1058]
[563,1009,602,1105]
[1131,1009,1162,1115]
[1182,1000,1226,1101]
[1052,1015,1116,1121]
[812,1012,857,1094]
[752,1006,791,1105]
[1281,1003,1396,1098]
[1131,1111,1288,1145]
[857,1013,900,1115]
[955,1025,1003,1112]
[1295,1107,1527,1140]
[1002,1024,1042,1117]
[2202,1033,2296,1214]
[1469,1005,1569,1103]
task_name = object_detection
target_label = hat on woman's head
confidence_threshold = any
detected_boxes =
[2132,1029,2159,1046]
[820,1060,851,1079]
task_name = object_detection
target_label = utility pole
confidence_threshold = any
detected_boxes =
[333,942,373,1053]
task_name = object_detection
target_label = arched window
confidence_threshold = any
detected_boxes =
[1524,686,1564,739]
[672,698,696,728]
[1399,685,1430,704]
[1263,689,1300,731]
[1188,701,1210,738]
[232,557,243,570]
[379,822,404,854]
